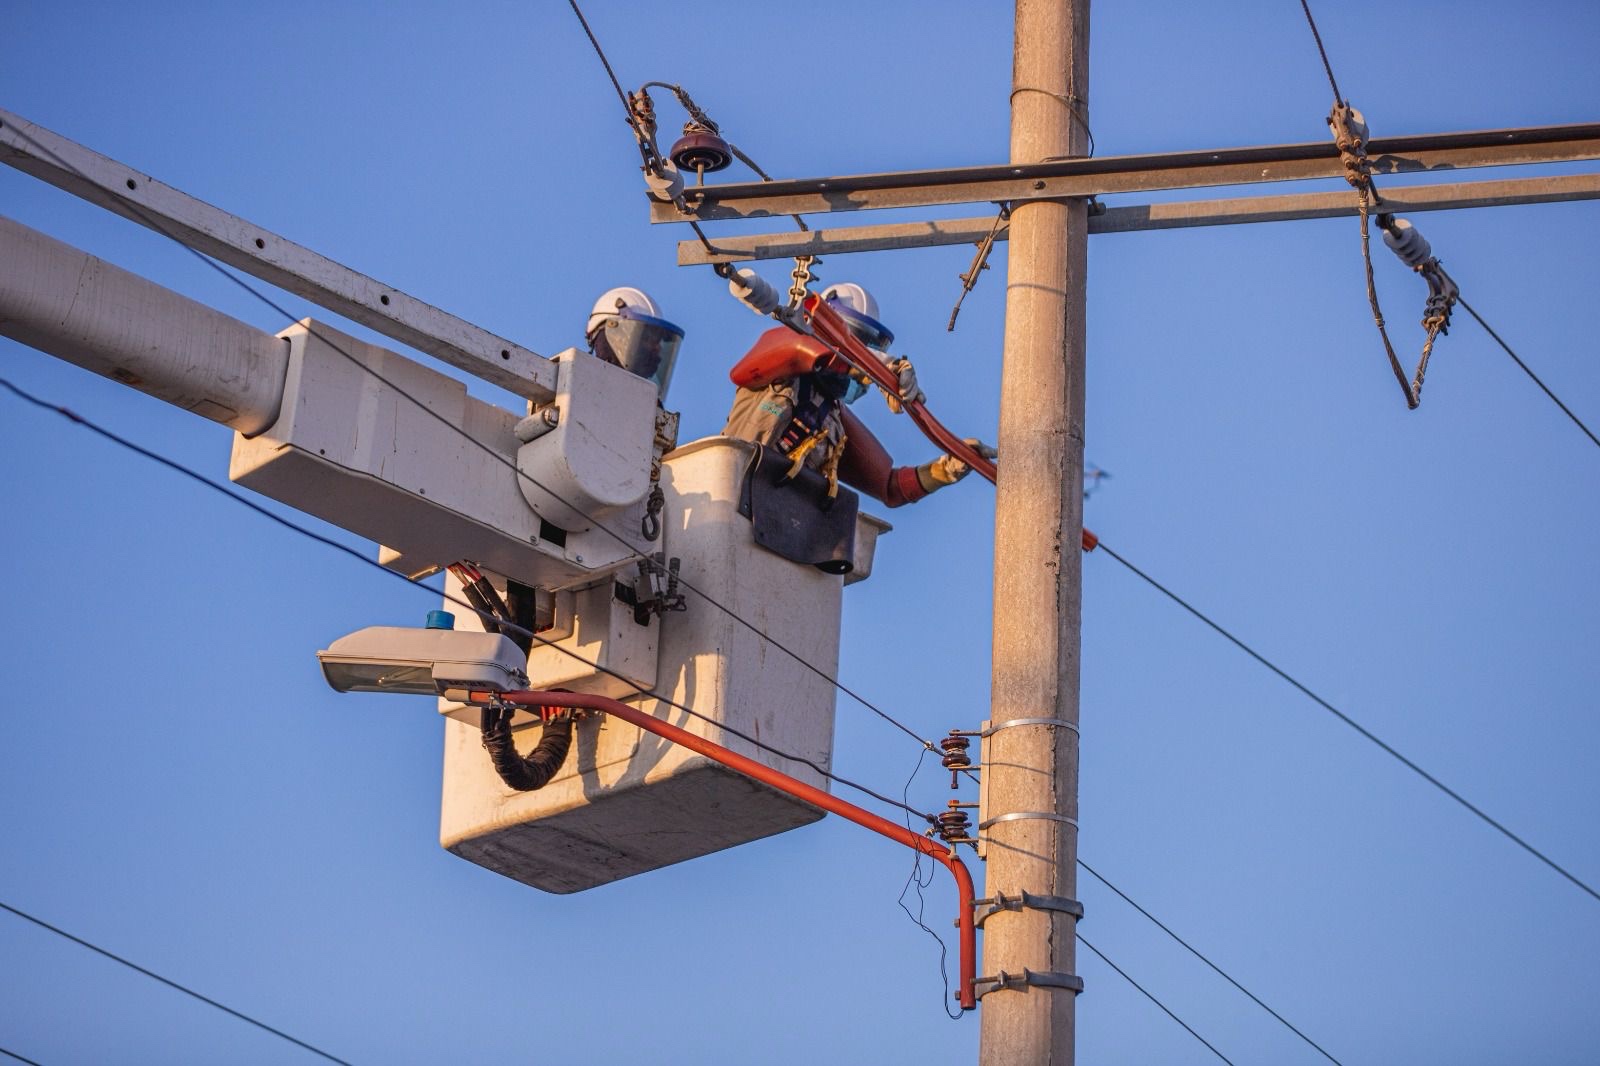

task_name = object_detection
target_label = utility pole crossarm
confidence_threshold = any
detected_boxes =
[649,122,1600,223]
[0,108,557,403]
[676,171,1600,264]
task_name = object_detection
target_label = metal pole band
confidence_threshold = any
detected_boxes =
[973,968,1085,1000]
[982,716,1080,737]
[973,890,1084,929]
[980,811,1080,831]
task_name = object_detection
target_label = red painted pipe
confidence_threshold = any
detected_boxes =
[486,688,979,1011]
[802,294,1099,555]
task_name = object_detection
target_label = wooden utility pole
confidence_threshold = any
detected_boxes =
[981,1,1089,1063]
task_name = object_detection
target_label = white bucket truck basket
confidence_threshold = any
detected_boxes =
[439,436,890,894]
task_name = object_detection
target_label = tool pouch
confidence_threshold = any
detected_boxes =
[739,445,858,575]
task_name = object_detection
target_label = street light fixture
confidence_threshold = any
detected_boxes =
[316,620,528,697]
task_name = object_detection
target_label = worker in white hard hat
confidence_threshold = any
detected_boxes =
[722,281,994,507]
[586,286,685,398]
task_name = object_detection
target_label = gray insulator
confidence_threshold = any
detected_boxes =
[729,267,782,316]
[1382,218,1433,268]
[645,164,685,204]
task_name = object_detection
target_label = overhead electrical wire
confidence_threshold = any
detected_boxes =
[0,1046,43,1066]
[0,385,1310,1036]
[565,0,716,253]
[12,29,1596,1042]
[1093,540,1600,904]
[0,375,930,825]
[1076,932,1236,1066]
[1459,295,1600,452]
[1078,860,1344,1065]
[0,119,937,759]
[0,900,352,1065]
[1297,0,1345,106]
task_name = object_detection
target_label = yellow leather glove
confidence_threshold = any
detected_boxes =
[917,438,997,492]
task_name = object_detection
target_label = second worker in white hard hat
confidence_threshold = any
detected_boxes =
[586,286,686,398]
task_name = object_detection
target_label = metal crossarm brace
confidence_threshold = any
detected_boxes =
[676,171,1600,264]
[651,122,1600,224]
[0,108,557,403]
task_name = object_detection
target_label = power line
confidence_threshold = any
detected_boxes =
[1094,539,1600,905]
[1078,860,1343,1065]
[1297,0,1345,106]
[0,1046,44,1066]
[565,0,632,120]
[564,0,716,252]
[1076,932,1236,1066]
[0,118,935,758]
[0,900,352,1065]
[0,375,931,825]
[1460,295,1600,452]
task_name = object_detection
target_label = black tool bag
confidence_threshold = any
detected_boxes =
[738,445,858,575]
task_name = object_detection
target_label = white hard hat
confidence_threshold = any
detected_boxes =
[587,286,662,337]
[820,282,879,322]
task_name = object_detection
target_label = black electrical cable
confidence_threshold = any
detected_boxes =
[0,900,352,1065]
[1459,295,1600,452]
[0,1046,44,1066]
[1297,0,1345,106]
[481,707,574,791]
[0,375,932,826]
[894,745,961,1020]
[0,117,937,758]
[1078,860,1344,1065]
[1093,539,1600,905]
[565,0,633,125]
[564,0,716,252]
[1077,932,1236,1066]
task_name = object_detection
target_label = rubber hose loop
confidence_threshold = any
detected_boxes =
[481,708,574,791]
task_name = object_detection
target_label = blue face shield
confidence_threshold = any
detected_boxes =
[590,309,685,397]
[843,376,869,405]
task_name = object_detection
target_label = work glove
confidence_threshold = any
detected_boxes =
[877,354,924,413]
[917,438,997,493]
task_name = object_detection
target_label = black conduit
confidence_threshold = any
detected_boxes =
[460,567,573,791]
[481,706,573,791]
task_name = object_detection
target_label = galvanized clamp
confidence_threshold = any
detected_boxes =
[979,811,1079,832]
[971,890,1084,930]
[973,968,1085,1000]
[981,716,1080,737]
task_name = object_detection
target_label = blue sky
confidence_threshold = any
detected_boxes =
[3,2,1599,1063]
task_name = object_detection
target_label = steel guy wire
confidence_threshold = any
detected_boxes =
[1459,295,1600,452]
[0,900,352,1065]
[1076,932,1236,1066]
[0,119,938,758]
[1297,0,1345,106]
[1077,860,1343,1065]
[0,376,933,825]
[0,1047,43,1066]
[1093,539,1600,905]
